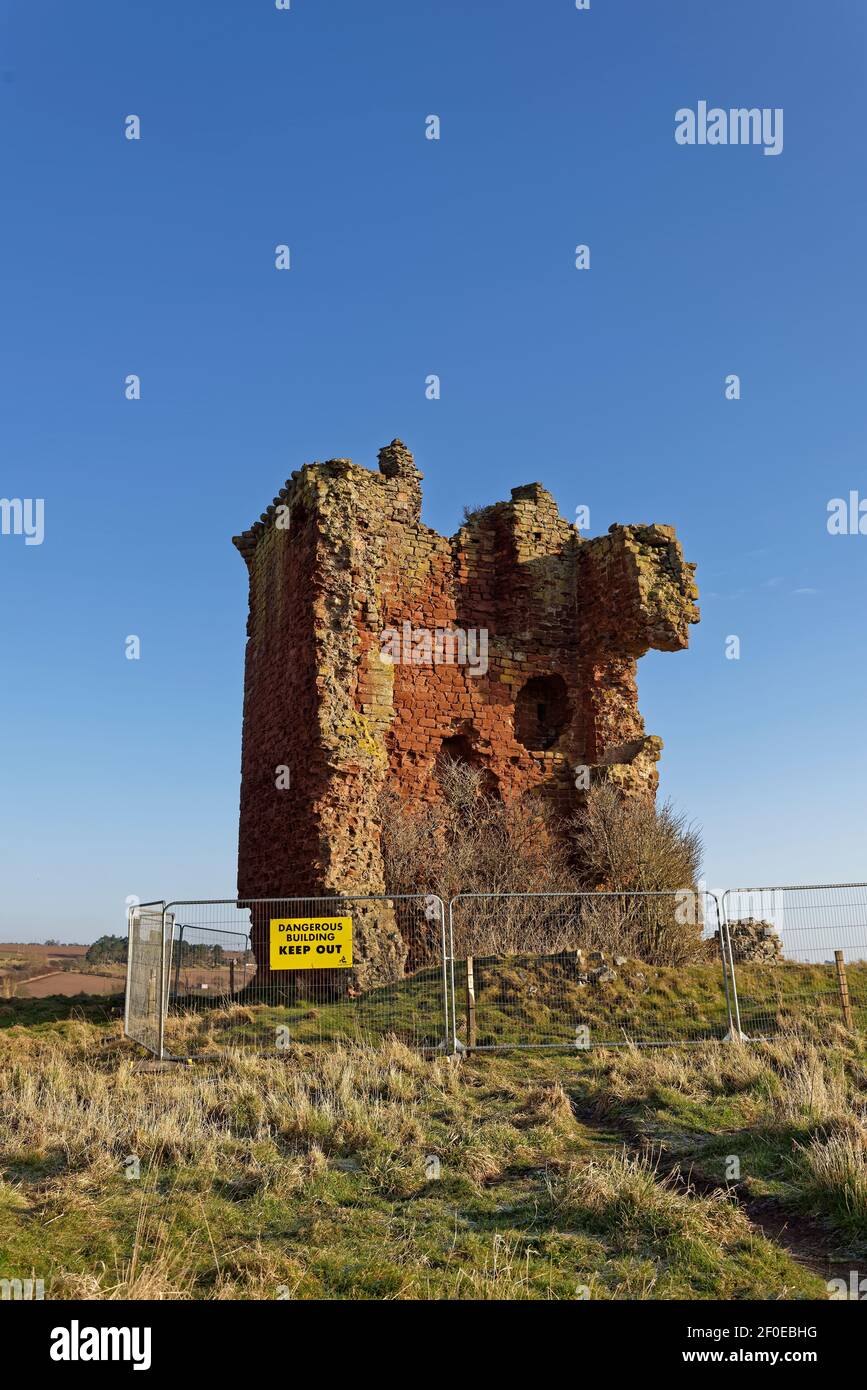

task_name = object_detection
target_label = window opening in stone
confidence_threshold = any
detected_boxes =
[515,675,569,752]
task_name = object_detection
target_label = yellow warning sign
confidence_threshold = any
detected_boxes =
[269,917,353,970]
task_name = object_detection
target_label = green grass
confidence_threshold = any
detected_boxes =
[159,955,867,1055]
[166,963,448,1053]
[3,960,866,1301]
[579,1038,867,1246]
[0,994,124,1029]
[0,1015,840,1300]
[459,956,867,1048]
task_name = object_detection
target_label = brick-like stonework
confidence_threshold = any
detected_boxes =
[233,440,699,986]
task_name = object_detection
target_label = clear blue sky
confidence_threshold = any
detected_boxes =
[2,0,865,941]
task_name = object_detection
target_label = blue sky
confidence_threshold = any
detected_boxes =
[1,0,865,941]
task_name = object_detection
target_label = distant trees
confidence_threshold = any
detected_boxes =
[83,937,230,968]
[85,935,128,965]
[175,941,226,968]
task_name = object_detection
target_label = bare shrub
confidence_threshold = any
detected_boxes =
[461,503,491,523]
[570,783,706,965]
[380,767,706,965]
[573,782,702,894]
[379,760,577,956]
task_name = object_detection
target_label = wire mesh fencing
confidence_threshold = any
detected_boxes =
[154,895,449,1058]
[721,883,867,1040]
[446,890,733,1050]
[124,883,867,1058]
[124,903,172,1056]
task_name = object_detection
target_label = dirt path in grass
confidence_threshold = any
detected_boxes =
[566,1095,867,1290]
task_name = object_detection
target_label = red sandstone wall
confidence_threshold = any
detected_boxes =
[235,502,324,898]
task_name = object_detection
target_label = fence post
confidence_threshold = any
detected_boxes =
[719,897,746,1042]
[834,950,854,1030]
[124,904,135,1038]
[466,954,477,1050]
[714,914,735,1039]
[158,910,168,1061]
[446,898,459,1053]
[173,925,184,1001]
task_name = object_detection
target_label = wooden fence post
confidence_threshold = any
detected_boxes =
[834,950,854,1030]
[466,955,477,1049]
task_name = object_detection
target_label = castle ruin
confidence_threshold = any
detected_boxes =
[233,440,699,983]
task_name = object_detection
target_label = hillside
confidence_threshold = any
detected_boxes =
[1,1002,865,1300]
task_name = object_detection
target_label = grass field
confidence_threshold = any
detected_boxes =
[1,989,866,1300]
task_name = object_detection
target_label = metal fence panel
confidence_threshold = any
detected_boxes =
[124,903,173,1056]
[160,895,449,1057]
[124,883,867,1058]
[447,890,732,1050]
[721,883,867,1039]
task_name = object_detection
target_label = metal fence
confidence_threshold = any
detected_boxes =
[151,896,448,1059]
[721,883,867,1040]
[124,903,173,1056]
[447,890,733,1050]
[124,883,867,1058]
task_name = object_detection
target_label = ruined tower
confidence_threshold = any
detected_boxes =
[233,440,699,981]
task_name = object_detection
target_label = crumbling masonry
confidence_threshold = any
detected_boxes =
[233,441,699,985]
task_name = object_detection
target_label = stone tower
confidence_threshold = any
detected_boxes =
[232,440,699,981]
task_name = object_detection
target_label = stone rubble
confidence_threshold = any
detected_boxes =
[717,918,784,964]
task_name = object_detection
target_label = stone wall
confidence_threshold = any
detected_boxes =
[233,440,699,985]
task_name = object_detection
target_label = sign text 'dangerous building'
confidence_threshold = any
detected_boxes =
[269,917,353,970]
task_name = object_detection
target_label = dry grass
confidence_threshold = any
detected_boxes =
[0,1019,829,1299]
[0,1027,452,1179]
[583,1032,867,1244]
[589,1035,855,1118]
[547,1149,749,1250]
[796,1130,867,1226]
